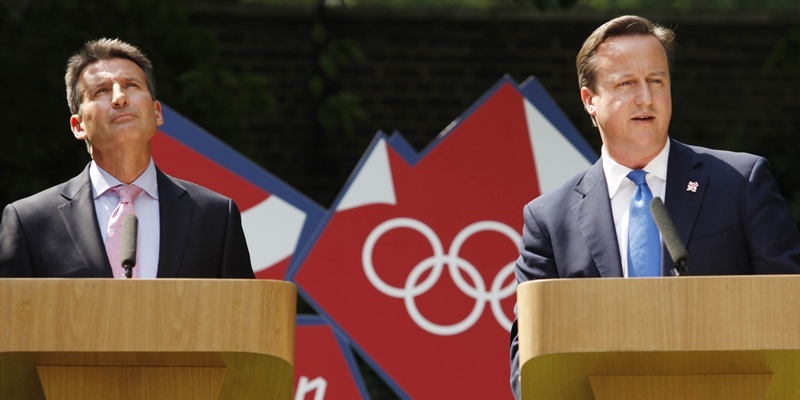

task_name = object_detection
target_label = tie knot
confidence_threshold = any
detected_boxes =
[113,184,143,203]
[627,170,648,186]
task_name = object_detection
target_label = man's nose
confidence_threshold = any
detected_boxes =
[635,83,653,106]
[111,83,128,108]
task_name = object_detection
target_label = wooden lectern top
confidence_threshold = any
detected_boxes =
[0,279,296,400]
[517,275,800,400]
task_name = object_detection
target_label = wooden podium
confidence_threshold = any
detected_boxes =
[517,275,800,400]
[0,279,296,400]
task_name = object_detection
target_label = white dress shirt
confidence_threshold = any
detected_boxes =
[602,140,669,277]
[91,159,160,278]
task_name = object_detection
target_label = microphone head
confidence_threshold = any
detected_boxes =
[649,197,689,273]
[120,214,138,269]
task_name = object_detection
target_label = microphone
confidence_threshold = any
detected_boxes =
[121,214,138,279]
[649,197,689,276]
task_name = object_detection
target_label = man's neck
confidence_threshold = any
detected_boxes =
[605,141,668,170]
[91,145,151,184]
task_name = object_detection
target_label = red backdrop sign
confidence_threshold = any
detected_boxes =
[291,77,594,399]
[155,76,595,399]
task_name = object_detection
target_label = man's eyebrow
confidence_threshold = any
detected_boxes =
[607,70,669,80]
[84,80,108,94]
[85,76,142,93]
[606,72,634,81]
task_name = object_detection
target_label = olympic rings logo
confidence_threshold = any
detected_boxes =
[362,218,519,336]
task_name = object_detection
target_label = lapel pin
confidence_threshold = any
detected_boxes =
[687,181,699,192]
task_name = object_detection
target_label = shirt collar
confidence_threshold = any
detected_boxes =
[602,139,670,199]
[90,158,159,200]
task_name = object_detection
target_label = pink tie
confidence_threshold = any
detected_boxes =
[105,184,143,278]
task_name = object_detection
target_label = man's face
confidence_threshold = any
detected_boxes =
[580,34,672,168]
[70,58,163,155]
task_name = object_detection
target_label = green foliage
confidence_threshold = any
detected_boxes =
[513,0,580,10]
[576,0,799,10]
[237,0,799,10]
[309,7,368,138]
[177,66,277,152]
[316,38,366,79]
[766,28,800,69]
[318,92,368,135]
[764,29,800,222]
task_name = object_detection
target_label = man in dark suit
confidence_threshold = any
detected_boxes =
[0,38,254,279]
[509,15,800,399]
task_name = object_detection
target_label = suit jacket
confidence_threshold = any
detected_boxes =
[0,164,254,279]
[509,139,800,399]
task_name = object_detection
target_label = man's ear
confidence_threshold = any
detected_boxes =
[70,114,86,141]
[580,86,596,116]
[154,100,164,126]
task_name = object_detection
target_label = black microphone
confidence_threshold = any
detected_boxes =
[121,214,138,279]
[649,197,689,276]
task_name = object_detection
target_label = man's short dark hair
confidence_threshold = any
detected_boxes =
[576,15,676,92]
[65,38,156,115]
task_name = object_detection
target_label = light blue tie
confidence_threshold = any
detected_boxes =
[627,170,661,277]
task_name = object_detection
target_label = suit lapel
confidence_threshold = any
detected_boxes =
[663,140,708,272]
[58,165,113,277]
[574,161,623,277]
[156,169,192,278]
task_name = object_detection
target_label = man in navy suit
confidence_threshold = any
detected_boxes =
[0,38,254,279]
[509,15,800,398]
